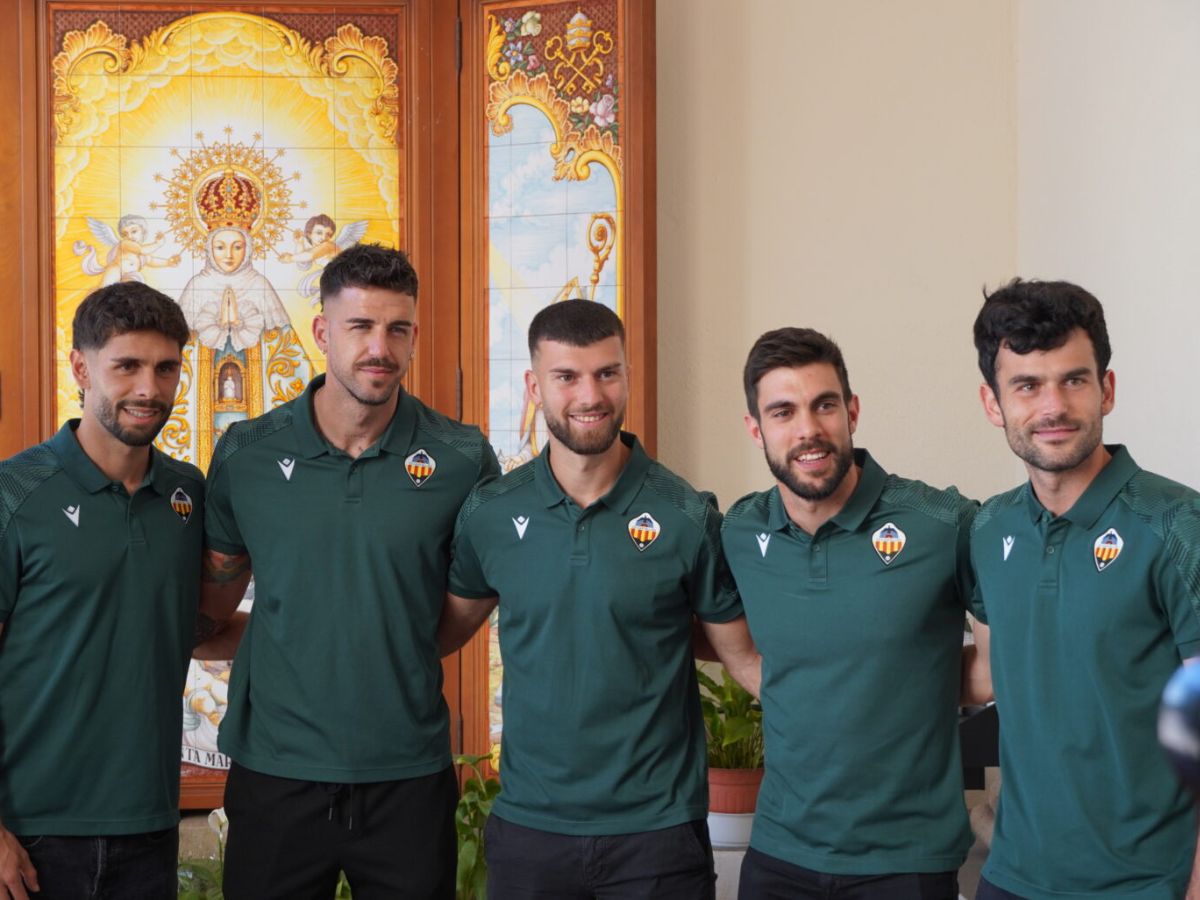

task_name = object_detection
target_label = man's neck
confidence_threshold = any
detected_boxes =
[778,463,861,536]
[73,416,151,495]
[547,434,631,509]
[313,382,399,458]
[1027,444,1111,518]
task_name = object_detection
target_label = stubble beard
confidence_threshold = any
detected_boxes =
[543,405,625,456]
[93,395,169,447]
[767,439,854,502]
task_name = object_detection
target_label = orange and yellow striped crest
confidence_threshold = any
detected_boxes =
[1093,527,1123,572]
[628,512,661,552]
[405,448,437,487]
[169,487,193,525]
[871,521,906,565]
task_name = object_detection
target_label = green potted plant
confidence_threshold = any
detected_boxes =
[696,665,764,850]
[454,752,501,900]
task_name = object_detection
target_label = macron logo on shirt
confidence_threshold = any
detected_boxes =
[756,533,770,557]
[1002,535,1015,561]
[62,504,80,527]
[513,516,530,540]
[278,458,296,481]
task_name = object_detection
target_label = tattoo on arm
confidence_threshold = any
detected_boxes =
[194,612,223,646]
[202,554,251,584]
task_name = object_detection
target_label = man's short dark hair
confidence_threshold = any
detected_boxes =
[319,243,419,307]
[72,282,190,352]
[527,300,625,357]
[973,278,1111,391]
[743,328,852,419]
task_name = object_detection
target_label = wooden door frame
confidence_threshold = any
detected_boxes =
[455,0,657,766]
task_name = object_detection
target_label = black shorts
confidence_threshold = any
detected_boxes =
[484,813,716,900]
[738,846,959,900]
[222,761,456,900]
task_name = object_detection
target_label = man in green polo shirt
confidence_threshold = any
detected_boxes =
[0,282,200,900]
[440,300,758,900]
[722,327,982,900]
[970,279,1200,900]
[194,244,499,900]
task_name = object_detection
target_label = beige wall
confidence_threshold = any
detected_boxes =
[655,0,1023,507]
[1017,0,1200,488]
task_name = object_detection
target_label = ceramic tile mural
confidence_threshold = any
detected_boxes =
[49,8,403,772]
[51,10,402,471]
[482,0,625,744]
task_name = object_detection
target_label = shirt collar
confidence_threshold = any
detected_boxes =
[292,374,418,460]
[534,432,652,513]
[49,420,171,495]
[765,448,886,533]
[1024,444,1138,528]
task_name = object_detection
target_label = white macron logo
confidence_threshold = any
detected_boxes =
[513,515,530,540]
[756,533,771,558]
[1002,535,1015,561]
[62,504,80,527]
[278,458,296,481]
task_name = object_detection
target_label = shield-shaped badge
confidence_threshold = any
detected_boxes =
[1093,527,1124,572]
[871,521,906,565]
[170,487,193,525]
[405,449,437,487]
[628,512,661,552]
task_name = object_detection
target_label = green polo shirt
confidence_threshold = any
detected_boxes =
[448,433,744,835]
[971,445,1200,899]
[722,450,975,874]
[0,421,203,834]
[206,375,499,782]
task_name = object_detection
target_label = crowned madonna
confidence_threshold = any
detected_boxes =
[155,133,315,469]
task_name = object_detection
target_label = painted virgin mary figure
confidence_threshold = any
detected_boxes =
[170,168,314,469]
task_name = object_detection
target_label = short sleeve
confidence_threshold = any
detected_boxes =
[1157,501,1200,658]
[955,495,980,613]
[448,488,496,600]
[204,439,246,556]
[689,495,743,623]
[966,523,988,625]
[477,441,501,484]
[0,519,21,622]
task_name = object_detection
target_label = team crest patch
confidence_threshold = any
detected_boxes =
[170,487,193,525]
[1093,527,1124,572]
[405,449,436,487]
[871,522,906,565]
[628,512,661,552]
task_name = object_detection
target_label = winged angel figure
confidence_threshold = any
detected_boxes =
[277,214,368,302]
[72,215,181,286]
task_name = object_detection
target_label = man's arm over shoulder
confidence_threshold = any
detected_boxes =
[438,592,498,657]
[194,549,252,659]
[698,616,761,699]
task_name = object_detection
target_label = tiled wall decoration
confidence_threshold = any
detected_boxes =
[50,7,404,774]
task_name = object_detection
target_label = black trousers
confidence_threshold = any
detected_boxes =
[975,877,1026,900]
[484,813,716,899]
[16,827,178,900]
[222,761,457,900]
[738,846,959,900]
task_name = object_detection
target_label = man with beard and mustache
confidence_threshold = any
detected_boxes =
[439,300,759,900]
[970,280,1200,900]
[0,282,201,899]
[721,327,987,900]
[193,244,499,900]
